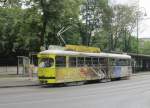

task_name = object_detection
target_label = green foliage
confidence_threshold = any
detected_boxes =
[0,0,23,8]
[140,41,150,55]
[91,31,108,51]
[80,0,112,46]
[0,7,21,54]
[0,0,146,56]
[0,6,41,55]
[31,0,82,46]
[109,5,137,52]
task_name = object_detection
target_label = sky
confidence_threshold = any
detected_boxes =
[110,0,150,38]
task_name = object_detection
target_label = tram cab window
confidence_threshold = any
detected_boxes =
[111,59,130,66]
[69,57,76,67]
[56,56,66,67]
[116,59,129,66]
[77,57,84,67]
[39,58,54,68]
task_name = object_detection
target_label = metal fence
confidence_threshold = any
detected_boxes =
[0,66,37,76]
[0,55,38,76]
[0,66,18,75]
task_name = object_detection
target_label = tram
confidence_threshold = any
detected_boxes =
[37,45,132,85]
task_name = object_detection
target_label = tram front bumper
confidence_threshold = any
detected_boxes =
[39,77,56,84]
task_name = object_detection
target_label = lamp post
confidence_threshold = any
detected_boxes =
[136,12,139,56]
[136,0,147,71]
[136,7,147,56]
[136,0,147,55]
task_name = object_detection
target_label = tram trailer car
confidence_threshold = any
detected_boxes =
[37,50,132,85]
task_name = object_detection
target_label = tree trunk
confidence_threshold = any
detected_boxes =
[40,0,47,46]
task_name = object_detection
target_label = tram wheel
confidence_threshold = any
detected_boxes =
[101,78,111,83]
[121,76,130,80]
[65,81,86,86]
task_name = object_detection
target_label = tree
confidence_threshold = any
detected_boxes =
[0,7,24,55]
[0,0,142,56]
[80,0,112,46]
[32,0,82,47]
[140,41,150,55]
[0,2,42,55]
[0,0,22,8]
[91,30,108,50]
[110,4,137,52]
[0,0,83,55]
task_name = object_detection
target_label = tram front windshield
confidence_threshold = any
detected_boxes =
[39,58,54,68]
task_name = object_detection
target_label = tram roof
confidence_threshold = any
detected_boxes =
[39,50,131,59]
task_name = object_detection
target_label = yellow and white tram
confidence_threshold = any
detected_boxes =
[37,45,132,85]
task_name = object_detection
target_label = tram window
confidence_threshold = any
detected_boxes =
[39,58,54,68]
[56,56,66,67]
[116,59,129,66]
[99,58,106,65]
[85,57,92,66]
[110,59,116,66]
[69,57,76,67]
[77,57,84,66]
[116,59,121,66]
[121,59,130,66]
[128,60,131,65]
[92,58,99,65]
[119,59,125,66]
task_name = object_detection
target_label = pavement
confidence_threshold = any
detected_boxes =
[132,71,150,76]
[1,72,150,108]
[0,76,39,88]
[0,71,149,88]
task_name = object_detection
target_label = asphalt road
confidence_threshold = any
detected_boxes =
[1,74,150,108]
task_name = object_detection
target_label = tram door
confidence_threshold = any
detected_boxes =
[99,58,109,79]
[109,58,122,78]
